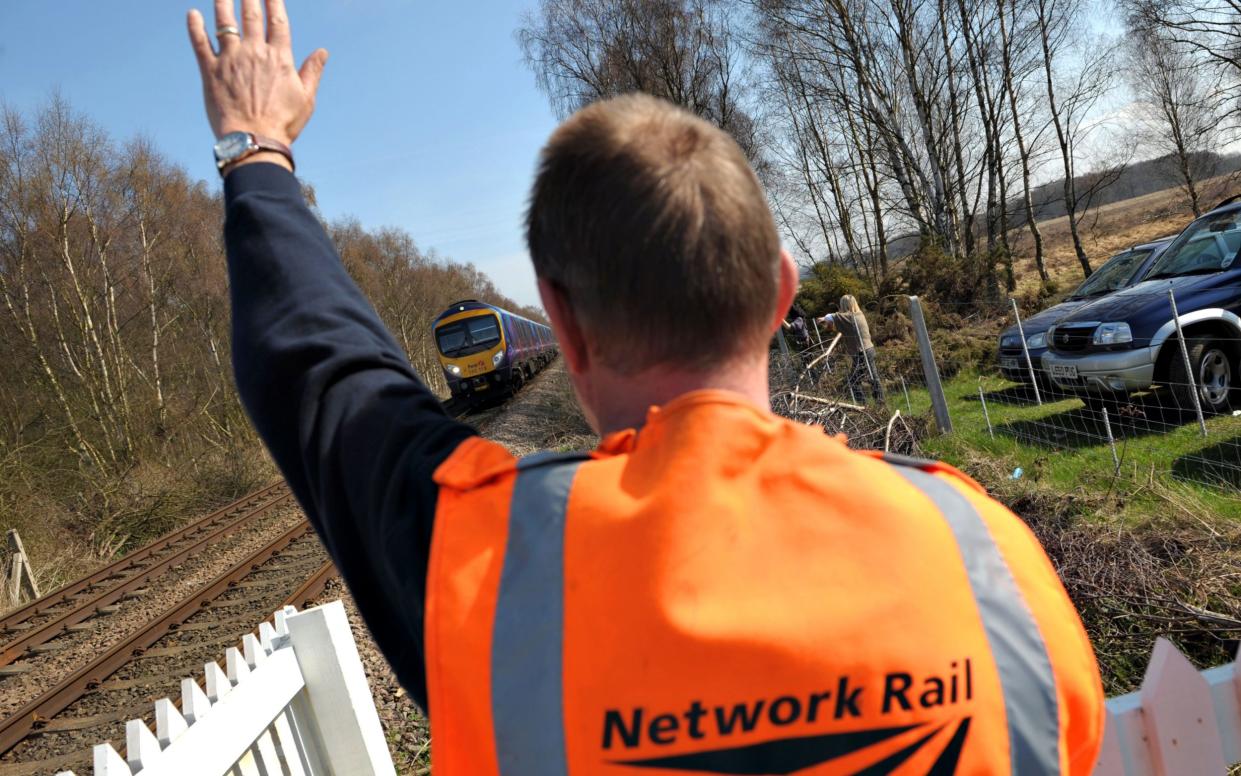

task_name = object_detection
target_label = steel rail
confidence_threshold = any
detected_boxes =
[0,491,295,668]
[0,482,288,633]
[282,561,338,610]
[0,519,315,757]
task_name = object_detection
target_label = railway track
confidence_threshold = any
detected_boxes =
[0,518,335,775]
[0,485,293,673]
[0,367,550,773]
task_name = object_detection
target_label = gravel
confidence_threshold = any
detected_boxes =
[0,503,306,719]
[4,531,330,772]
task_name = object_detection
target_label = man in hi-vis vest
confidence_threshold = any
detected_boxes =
[188,1,1104,772]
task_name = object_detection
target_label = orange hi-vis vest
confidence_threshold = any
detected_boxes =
[427,391,1104,775]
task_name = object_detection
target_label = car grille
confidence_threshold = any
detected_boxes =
[1050,324,1097,353]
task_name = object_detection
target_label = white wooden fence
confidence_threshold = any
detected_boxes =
[58,600,395,776]
[1095,637,1240,775]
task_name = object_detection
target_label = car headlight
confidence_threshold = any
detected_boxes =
[1093,322,1133,346]
[1025,332,1047,350]
[446,364,461,376]
[1000,334,1021,348]
[492,351,505,367]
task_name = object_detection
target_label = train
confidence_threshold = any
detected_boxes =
[432,299,557,404]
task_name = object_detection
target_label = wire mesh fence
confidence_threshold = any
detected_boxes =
[771,293,1241,501]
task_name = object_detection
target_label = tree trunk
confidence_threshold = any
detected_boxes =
[1036,0,1092,276]
[998,0,1049,281]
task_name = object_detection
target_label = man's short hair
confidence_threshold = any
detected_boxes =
[526,93,780,372]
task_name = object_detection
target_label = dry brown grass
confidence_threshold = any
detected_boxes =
[1009,173,1241,294]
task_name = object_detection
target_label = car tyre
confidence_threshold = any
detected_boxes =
[1169,339,1234,415]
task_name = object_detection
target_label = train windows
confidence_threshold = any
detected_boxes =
[436,314,501,357]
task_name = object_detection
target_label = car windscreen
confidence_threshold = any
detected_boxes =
[1069,249,1152,299]
[436,314,502,357]
[1146,211,1241,279]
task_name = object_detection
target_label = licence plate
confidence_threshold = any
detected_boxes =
[1050,364,1078,379]
[1000,357,1020,370]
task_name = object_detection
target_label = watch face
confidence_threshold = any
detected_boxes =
[214,132,253,163]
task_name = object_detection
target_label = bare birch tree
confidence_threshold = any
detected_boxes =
[1124,25,1222,216]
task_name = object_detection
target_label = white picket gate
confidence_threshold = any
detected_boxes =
[57,600,395,776]
[1095,637,1241,775]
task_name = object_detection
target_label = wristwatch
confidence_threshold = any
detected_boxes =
[213,131,295,176]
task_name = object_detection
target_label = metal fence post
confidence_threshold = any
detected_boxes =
[899,376,912,416]
[1168,288,1208,437]
[1101,407,1120,472]
[775,327,796,377]
[1010,298,1043,406]
[978,385,994,440]
[908,296,953,434]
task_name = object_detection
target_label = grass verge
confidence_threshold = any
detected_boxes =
[897,370,1241,693]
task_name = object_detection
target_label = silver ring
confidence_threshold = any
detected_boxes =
[216,25,241,39]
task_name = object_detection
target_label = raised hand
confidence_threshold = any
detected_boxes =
[187,0,328,155]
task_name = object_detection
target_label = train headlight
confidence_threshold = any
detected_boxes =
[446,364,461,376]
[492,351,505,367]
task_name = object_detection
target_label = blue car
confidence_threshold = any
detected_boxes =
[998,238,1173,383]
[1043,200,1241,413]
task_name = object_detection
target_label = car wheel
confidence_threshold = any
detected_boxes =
[1170,339,1234,415]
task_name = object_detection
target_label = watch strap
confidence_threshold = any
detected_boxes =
[219,133,295,176]
[250,135,294,169]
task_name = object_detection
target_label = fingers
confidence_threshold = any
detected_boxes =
[298,49,329,96]
[213,0,240,50]
[187,10,216,68]
[239,0,263,41]
[265,0,290,49]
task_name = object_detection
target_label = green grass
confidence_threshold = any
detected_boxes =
[895,370,1241,522]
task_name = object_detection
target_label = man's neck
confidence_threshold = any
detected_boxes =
[587,353,771,435]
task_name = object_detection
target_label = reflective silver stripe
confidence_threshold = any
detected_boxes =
[490,457,584,776]
[895,468,1060,775]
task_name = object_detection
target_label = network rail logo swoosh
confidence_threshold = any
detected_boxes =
[610,718,972,775]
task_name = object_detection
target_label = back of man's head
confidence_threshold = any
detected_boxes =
[527,93,780,373]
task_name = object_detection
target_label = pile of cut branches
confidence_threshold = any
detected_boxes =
[769,351,928,457]
[771,389,928,458]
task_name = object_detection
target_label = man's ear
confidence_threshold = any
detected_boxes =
[538,277,590,375]
[770,249,800,334]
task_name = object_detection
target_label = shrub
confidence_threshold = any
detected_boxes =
[795,263,874,317]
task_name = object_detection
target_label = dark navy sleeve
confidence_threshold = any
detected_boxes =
[223,162,475,712]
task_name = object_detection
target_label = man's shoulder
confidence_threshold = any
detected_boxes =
[857,449,987,495]
[433,437,598,491]
[433,436,519,490]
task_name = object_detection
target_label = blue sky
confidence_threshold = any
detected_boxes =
[0,1,558,308]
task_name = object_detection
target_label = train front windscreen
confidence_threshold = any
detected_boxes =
[436,314,502,357]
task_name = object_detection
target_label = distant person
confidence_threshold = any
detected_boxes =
[187,2,1103,772]
[781,304,811,350]
[818,294,885,403]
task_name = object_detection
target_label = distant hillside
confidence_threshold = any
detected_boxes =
[882,151,1241,262]
[1018,151,1241,226]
